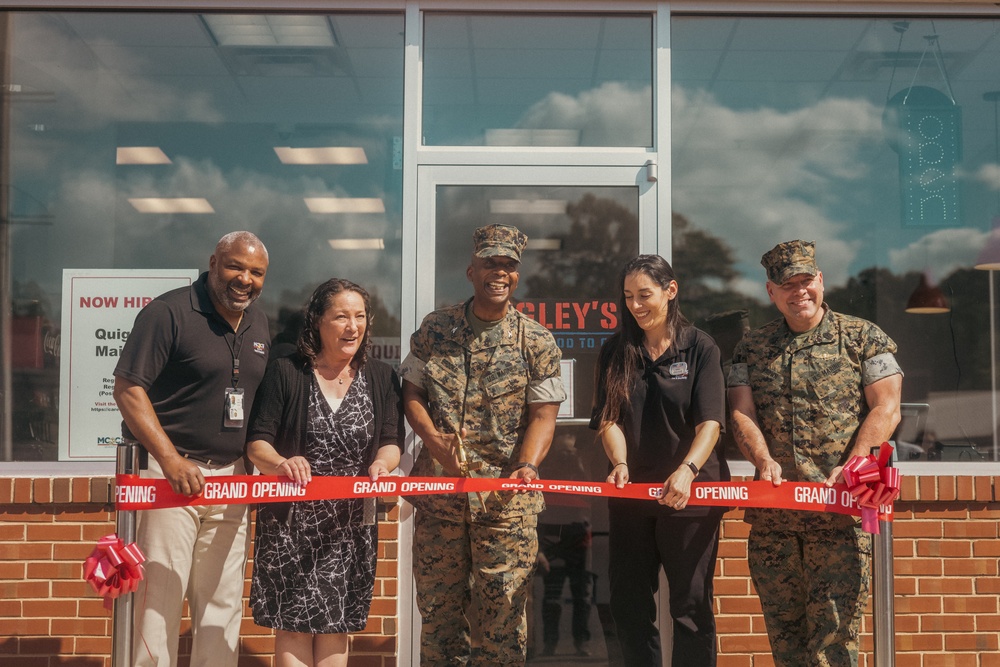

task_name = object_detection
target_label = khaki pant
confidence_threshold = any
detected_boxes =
[133,457,251,667]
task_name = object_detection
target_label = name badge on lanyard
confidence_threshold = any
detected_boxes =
[224,387,245,428]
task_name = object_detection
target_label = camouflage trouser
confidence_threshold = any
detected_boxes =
[413,510,538,666]
[748,526,872,667]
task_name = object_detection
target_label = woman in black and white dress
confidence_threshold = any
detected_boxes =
[246,278,403,667]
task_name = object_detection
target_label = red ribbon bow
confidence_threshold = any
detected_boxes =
[842,443,901,534]
[83,534,146,610]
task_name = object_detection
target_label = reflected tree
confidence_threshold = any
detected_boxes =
[522,193,638,299]
[669,212,778,331]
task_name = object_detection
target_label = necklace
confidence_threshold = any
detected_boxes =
[316,362,353,385]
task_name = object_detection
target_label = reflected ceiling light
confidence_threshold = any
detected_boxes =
[905,272,950,314]
[305,197,385,214]
[528,238,563,251]
[328,239,385,250]
[484,128,580,147]
[128,198,214,214]
[202,15,337,47]
[274,146,367,165]
[489,199,568,215]
[117,147,172,165]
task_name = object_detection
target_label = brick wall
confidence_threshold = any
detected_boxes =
[1,474,998,667]
[714,474,1000,667]
[0,477,399,667]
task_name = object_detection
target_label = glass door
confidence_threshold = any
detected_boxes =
[405,164,656,664]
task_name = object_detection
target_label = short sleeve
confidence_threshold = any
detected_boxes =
[861,352,903,386]
[398,353,426,387]
[525,327,566,403]
[113,299,175,389]
[398,315,434,387]
[859,323,902,386]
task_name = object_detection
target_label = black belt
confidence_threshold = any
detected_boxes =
[181,451,240,466]
[121,438,238,467]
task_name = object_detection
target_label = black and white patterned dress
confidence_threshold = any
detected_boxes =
[251,371,378,634]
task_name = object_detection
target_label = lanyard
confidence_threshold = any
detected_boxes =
[223,323,245,389]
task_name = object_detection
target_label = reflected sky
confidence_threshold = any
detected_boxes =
[671,16,1000,298]
[8,12,405,330]
[7,11,1000,319]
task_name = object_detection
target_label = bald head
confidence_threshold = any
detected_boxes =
[216,231,268,260]
[207,231,269,322]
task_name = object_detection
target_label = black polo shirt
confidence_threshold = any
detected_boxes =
[114,272,270,463]
[593,325,729,516]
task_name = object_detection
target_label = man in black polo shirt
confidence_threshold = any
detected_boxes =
[113,231,270,667]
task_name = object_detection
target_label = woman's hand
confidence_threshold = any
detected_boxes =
[369,459,392,480]
[276,456,311,487]
[606,462,629,489]
[658,465,693,509]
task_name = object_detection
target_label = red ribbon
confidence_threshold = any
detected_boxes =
[83,534,146,610]
[842,443,900,534]
[114,474,895,522]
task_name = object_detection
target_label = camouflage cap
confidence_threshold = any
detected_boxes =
[472,224,528,262]
[761,239,819,284]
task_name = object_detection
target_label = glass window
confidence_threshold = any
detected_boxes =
[2,12,404,462]
[422,13,653,147]
[671,16,1000,464]
[434,184,639,420]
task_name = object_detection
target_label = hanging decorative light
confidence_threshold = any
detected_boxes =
[905,271,950,314]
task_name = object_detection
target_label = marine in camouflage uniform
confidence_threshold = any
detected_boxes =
[400,224,566,666]
[726,240,903,667]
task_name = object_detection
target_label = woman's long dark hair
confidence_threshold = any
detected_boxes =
[297,278,373,368]
[598,254,689,428]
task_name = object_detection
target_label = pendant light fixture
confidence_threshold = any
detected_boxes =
[905,271,950,314]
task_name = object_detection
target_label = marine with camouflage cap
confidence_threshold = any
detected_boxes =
[726,240,903,667]
[400,223,566,665]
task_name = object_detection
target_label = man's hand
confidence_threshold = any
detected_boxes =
[760,458,783,486]
[423,428,467,477]
[159,454,206,496]
[509,462,538,483]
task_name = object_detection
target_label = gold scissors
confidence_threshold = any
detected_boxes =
[454,431,486,508]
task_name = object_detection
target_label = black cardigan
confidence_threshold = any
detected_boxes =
[246,353,404,522]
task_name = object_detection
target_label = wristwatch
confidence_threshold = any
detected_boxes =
[684,461,699,476]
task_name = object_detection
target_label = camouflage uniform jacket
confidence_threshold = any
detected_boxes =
[400,300,565,522]
[727,305,902,532]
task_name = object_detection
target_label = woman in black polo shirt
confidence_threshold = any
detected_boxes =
[591,254,728,667]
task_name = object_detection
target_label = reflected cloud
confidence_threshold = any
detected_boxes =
[671,88,888,292]
[887,227,988,277]
[15,15,223,127]
[35,157,402,323]
[975,164,1000,191]
[516,82,652,146]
